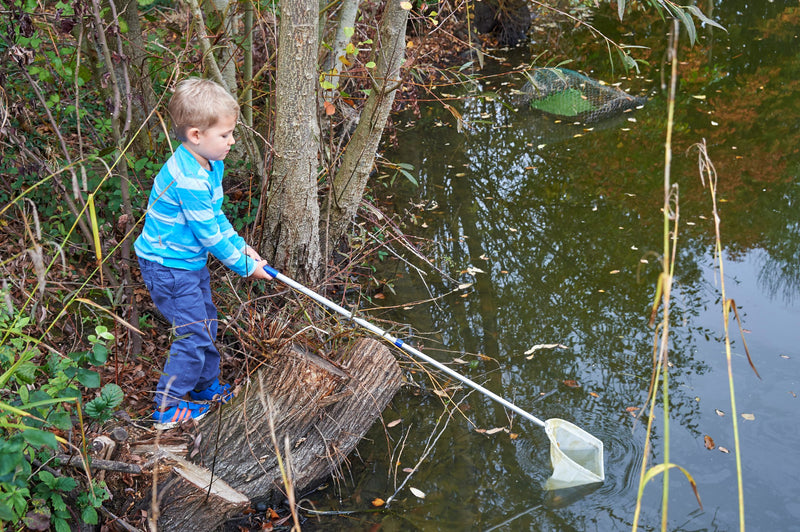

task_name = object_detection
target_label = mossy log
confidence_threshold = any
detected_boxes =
[152,337,401,530]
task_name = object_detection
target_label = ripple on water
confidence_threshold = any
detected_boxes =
[514,413,647,504]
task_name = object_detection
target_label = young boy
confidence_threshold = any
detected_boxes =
[134,78,272,429]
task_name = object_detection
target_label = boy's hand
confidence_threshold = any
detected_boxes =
[249,260,274,280]
[245,246,262,261]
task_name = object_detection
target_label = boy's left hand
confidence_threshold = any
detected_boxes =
[249,260,274,280]
[245,246,262,261]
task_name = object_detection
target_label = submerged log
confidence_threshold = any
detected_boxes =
[152,337,401,529]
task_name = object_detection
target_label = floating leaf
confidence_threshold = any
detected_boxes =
[372,498,385,507]
[402,467,415,473]
[524,343,567,358]
[509,433,519,440]
[563,379,580,388]
[741,413,755,421]
[609,269,620,274]
[485,427,505,435]
[703,435,715,450]
[719,447,730,454]
[409,487,426,499]
[457,282,473,290]
[589,392,599,398]
[387,419,402,428]
[715,409,725,416]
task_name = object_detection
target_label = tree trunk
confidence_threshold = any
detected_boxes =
[322,0,409,256]
[263,0,322,283]
[152,338,402,529]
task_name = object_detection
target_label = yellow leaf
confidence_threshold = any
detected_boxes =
[372,498,385,507]
[400,1,413,9]
[741,413,755,421]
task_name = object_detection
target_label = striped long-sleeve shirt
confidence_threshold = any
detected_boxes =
[134,144,257,277]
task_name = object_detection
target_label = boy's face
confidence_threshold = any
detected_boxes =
[185,113,237,169]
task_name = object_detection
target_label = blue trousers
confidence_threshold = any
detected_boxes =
[138,258,221,408]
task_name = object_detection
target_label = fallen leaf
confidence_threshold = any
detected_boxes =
[409,487,426,499]
[372,498,385,507]
[563,380,580,388]
[452,358,468,364]
[457,282,473,290]
[485,427,505,435]
[402,468,415,473]
[715,409,725,416]
[400,1,413,9]
[509,433,519,440]
[589,392,599,398]
[267,508,280,519]
[524,343,567,357]
[609,270,620,274]
[719,447,730,454]
[373,293,385,300]
[741,413,755,421]
[780,355,790,359]
[626,406,639,413]
[704,435,715,450]
[387,419,402,428]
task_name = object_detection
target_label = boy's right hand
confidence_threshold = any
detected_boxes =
[249,260,275,280]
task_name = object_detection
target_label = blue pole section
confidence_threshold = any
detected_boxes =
[264,265,547,428]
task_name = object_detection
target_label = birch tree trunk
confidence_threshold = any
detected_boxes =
[264,0,322,282]
[322,0,410,255]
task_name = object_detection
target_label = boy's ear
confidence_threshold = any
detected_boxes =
[185,127,202,144]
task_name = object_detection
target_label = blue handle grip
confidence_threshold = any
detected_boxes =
[263,264,279,278]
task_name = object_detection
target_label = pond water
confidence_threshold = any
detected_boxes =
[305,2,799,530]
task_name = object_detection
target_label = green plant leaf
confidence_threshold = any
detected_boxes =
[81,505,98,525]
[76,368,100,388]
[0,501,15,522]
[21,429,58,450]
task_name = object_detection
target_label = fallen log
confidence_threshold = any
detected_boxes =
[151,337,401,529]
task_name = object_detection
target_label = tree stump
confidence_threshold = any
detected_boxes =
[152,337,401,529]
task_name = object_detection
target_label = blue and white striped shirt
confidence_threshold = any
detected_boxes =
[134,144,257,277]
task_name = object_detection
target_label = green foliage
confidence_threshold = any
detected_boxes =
[85,383,124,422]
[0,307,119,528]
[618,0,725,46]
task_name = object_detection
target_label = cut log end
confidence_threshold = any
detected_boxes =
[151,337,401,530]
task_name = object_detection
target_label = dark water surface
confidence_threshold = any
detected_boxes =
[306,2,800,530]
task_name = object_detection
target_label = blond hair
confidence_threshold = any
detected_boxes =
[169,78,240,142]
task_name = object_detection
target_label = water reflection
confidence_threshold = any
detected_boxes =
[308,0,800,529]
